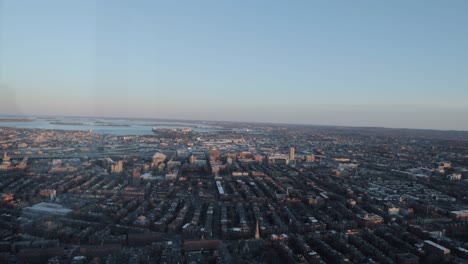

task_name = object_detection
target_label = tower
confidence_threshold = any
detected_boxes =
[2,152,10,162]
[132,167,141,187]
[255,220,260,239]
[289,147,295,161]
[1,152,11,166]
[111,160,123,173]
[189,155,196,164]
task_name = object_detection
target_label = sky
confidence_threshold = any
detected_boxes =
[0,0,467,130]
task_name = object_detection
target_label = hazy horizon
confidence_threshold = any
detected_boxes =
[1,1,467,130]
[2,112,468,132]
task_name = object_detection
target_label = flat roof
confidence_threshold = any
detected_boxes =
[451,210,468,215]
[424,240,450,253]
[25,202,72,215]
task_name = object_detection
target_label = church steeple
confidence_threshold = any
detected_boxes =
[255,220,260,239]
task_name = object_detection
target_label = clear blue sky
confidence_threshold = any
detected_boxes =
[0,0,467,130]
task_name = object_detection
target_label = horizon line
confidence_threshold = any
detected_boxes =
[1,113,467,133]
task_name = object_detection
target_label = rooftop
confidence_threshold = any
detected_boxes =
[24,202,72,215]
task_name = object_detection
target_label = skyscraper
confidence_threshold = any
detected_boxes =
[255,220,260,239]
[111,160,123,173]
[289,147,295,161]
[131,167,141,187]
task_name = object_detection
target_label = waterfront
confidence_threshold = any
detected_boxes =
[0,116,216,135]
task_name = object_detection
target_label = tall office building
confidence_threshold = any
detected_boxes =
[131,167,141,187]
[111,160,123,173]
[2,152,11,165]
[0,152,11,171]
[189,155,197,164]
[289,147,295,161]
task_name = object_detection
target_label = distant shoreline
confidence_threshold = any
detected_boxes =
[1,114,467,133]
[50,122,84,126]
[94,123,130,127]
[50,121,130,127]
[142,123,198,128]
[0,118,35,122]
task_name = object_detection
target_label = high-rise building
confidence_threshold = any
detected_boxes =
[189,155,197,164]
[111,160,123,173]
[0,152,11,171]
[255,220,260,239]
[131,167,141,187]
[2,152,11,165]
[289,147,295,161]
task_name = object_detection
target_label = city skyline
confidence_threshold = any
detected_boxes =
[1,1,468,130]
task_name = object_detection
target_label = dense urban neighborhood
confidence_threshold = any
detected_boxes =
[1,120,468,264]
